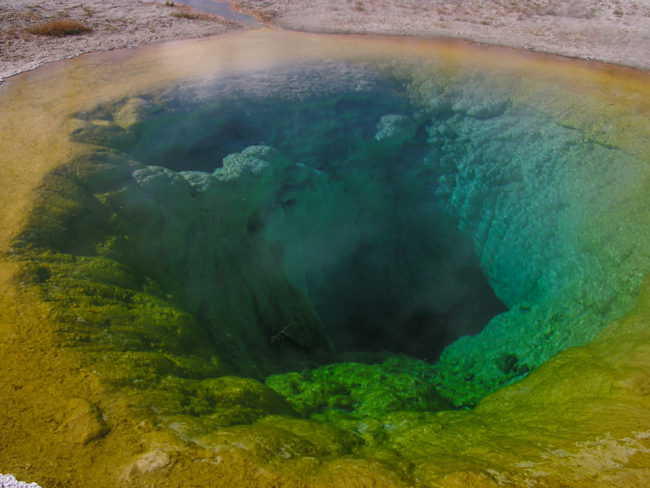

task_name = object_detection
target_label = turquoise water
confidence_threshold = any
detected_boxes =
[70,63,506,366]
[21,58,649,418]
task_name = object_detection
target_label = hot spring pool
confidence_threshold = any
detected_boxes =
[1,30,649,488]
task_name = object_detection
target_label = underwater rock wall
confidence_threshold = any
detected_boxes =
[259,116,504,360]
[410,71,650,405]
[111,144,332,376]
[17,144,333,378]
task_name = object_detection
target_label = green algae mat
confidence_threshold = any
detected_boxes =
[0,30,649,487]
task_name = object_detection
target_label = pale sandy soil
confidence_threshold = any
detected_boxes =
[1,0,648,84]
[0,0,243,83]
[236,0,650,70]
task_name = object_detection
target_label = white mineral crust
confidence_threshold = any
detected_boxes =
[0,474,42,488]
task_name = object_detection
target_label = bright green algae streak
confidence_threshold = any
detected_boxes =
[266,357,452,421]
[12,57,650,455]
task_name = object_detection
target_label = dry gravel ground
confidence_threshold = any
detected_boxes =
[1,0,649,83]
[237,0,650,70]
[0,0,243,82]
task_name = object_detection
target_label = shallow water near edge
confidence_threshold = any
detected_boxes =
[1,29,649,488]
[177,0,259,25]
